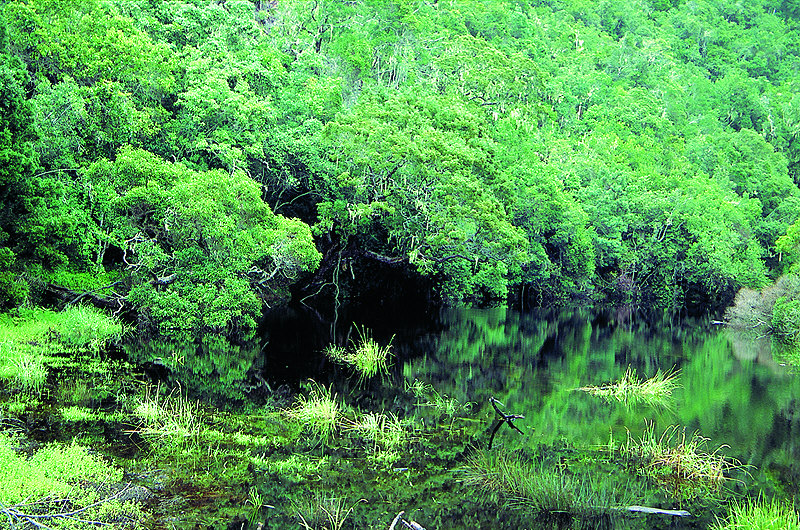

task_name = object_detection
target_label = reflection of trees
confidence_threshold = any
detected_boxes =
[125,334,262,402]
[401,307,800,499]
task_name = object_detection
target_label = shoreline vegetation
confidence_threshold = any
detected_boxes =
[0,307,798,528]
[2,0,800,527]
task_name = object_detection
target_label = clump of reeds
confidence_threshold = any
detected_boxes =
[577,366,679,406]
[711,496,800,530]
[129,383,201,448]
[285,383,339,443]
[460,450,625,516]
[340,411,407,464]
[324,326,393,382]
[292,493,364,530]
[623,422,740,501]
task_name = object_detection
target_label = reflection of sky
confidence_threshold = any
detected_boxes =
[400,307,800,500]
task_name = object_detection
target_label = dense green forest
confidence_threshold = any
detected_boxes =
[4,0,800,333]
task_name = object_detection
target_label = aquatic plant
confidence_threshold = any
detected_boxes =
[623,422,739,501]
[324,326,393,382]
[0,341,47,394]
[292,493,364,530]
[286,383,339,443]
[246,486,268,527]
[407,379,471,417]
[129,383,201,448]
[577,366,678,406]
[711,496,800,530]
[341,411,407,464]
[460,449,624,516]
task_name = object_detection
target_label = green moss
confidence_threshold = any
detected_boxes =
[0,434,121,504]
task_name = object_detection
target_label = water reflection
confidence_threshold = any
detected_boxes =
[127,305,800,501]
[400,307,800,501]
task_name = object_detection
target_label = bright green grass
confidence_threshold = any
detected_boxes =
[578,366,679,406]
[324,326,393,382]
[711,497,800,530]
[0,306,125,394]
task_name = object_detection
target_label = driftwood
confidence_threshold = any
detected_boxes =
[621,505,691,517]
[45,282,127,313]
[488,396,524,449]
[389,511,427,530]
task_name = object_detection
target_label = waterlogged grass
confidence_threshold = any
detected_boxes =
[286,383,339,443]
[712,496,800,530]
[577,366,679,406]
[460,449,629,516]
[624,422,740,501]
[129,383,202,449]
[341,411,408,464]
[324,326,393,382]
[0,341,47,394]
[0,306,126,396]
[293,492,364,530]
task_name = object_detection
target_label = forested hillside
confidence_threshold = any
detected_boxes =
[3,0,800,333]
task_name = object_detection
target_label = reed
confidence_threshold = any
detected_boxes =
[286,383,339,442]
[711,496,800,530]
[460,450,624,516]
[623,422,739,501]
[578,366,678,406]
[324,326,393,382]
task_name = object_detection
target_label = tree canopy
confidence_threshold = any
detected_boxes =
[3,0,800,329]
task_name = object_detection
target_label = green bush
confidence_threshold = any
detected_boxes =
[772,295,800,341]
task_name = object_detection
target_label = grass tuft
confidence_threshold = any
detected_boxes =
[711,496,800,530]
[286,383,339,443]
[324,326,393,383]
[460,450,626,516]
[341,411,407,464]
[578,366,679,406]
[623,422,740,501]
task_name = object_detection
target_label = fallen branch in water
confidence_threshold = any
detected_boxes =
[618,505,691,517]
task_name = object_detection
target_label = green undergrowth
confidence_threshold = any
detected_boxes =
[0,306,127,396]
[712,496,800,530]
[0,433,145,528]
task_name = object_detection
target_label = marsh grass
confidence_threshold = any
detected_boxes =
[711,496,800,530]
[292,493,364,530]
[624,422,740,501]
[129,383,202,449]
[407,379,471,417]
[577,366,678,406]
[286,383,339,443]
[0,341,47,394]
[341,411,407,464]
[324,326,393,383]
[60,305,126,353]
[460,450,626,516]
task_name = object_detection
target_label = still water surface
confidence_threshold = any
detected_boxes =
[134,305,800,526]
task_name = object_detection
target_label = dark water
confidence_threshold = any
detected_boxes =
[130,304,800,526]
